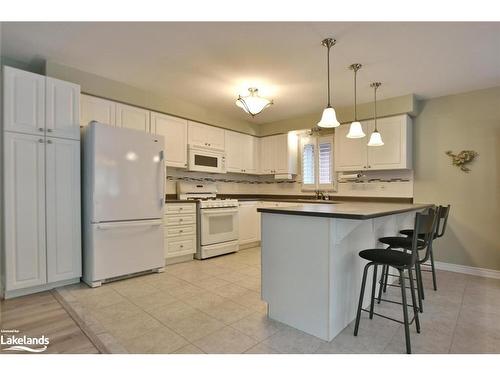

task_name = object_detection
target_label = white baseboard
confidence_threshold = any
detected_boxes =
[434,261,500,280]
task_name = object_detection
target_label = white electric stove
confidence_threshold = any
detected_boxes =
[177,182,239,259]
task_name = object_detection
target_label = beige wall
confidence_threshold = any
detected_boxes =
[413,86,500,271]
[45,61,260,136]
[258,94,418,136]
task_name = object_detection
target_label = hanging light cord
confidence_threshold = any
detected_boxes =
[371,82,381,131]
[326,43,331,107]
[322,38,336,108]
[354,68,358,121]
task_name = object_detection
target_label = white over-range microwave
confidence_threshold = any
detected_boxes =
[188,145,226,173]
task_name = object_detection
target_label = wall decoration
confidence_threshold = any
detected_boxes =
[445,150,479,172]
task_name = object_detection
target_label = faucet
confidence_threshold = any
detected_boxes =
[315,190,329,200]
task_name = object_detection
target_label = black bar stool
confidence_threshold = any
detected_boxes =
[376,206,440,312]
[399,205,450,291]
[353,208,438,354]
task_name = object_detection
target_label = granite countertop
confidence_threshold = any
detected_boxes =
[257,202,433,220]
[219,195,413,204]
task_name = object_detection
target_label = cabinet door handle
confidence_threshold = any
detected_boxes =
[368,165,371,168]
[180,244,184,248]
[38,139,44,143]
[47,129,53,132]
[38,128,44,132]
[47,139,53,144]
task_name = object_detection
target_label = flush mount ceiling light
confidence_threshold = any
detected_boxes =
[235,88,273,117]
[367,82,384,147]
[346,63,366,139]
[318,38,340,128]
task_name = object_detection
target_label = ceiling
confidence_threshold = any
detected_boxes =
[2,22,500,124]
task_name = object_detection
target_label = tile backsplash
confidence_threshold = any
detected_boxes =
[166,168,413,198]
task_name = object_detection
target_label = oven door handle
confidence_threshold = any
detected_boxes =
[201,208,238,215]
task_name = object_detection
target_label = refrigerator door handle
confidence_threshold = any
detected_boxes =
[96,220,163,230]
[158,150,166,207]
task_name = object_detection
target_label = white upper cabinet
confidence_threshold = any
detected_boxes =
[80,94,116,127]
[187,121,225,150]
[3,66,45,136]
[366,115,412,170]
[151,111,188,168]
[4,132,47,291]
[115,102,150,132]
[259,136,274,174]
[225,130,258,174]
[334,114,412,171]
[45,77,81,140]
[334,122,368,171]
[259,133,298,175]
[45,137,82,283]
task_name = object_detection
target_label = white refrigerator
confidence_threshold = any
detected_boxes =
[82,122,165,287]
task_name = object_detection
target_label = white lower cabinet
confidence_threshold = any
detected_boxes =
[238,201,260,246]
[45,138,82,283]
[3,132,81,296]
[238,201,302,246]
[164,203,197,262]
[4,132,47,290]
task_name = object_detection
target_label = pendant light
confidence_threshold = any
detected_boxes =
[367,82,384,146]
[236,88,273,117]
[317,38,340,128]
[346,63,365,138]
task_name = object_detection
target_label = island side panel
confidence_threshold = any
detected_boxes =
[261,213,331,340]
[328,211,417,339]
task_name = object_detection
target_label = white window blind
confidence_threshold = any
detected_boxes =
[300,134,335,191]
[302,143,315,185]
[318,140,332,185]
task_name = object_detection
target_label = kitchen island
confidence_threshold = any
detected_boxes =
[257,202,432,341]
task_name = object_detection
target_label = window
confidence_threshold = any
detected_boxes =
[302,143,315,185]
[301,135,334,191]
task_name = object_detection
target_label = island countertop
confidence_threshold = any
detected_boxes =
[257,202,432,220]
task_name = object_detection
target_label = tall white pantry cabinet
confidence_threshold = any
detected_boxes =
[2,66,82,298]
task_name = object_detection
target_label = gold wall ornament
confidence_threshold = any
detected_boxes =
[445,150,479,172]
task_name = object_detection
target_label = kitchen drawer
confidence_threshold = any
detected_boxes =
[166,224,196,238]
[166,236,196,257]
[165,214,196,226]
[165,203,196,215]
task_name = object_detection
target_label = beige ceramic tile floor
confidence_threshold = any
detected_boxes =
[57,247,500,354]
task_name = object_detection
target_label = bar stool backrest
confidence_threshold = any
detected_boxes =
[436,205,451,238]
[410,208,438,265]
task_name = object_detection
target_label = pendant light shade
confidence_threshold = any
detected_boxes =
[346,63,365,138]
[367,82,384,147]
[236,88,273,117]
[318,38,340,128]
[347,121,366,138]
[318,106,340,128]
[367,130,384,146]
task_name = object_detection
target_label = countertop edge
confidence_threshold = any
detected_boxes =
[257,204,433,220]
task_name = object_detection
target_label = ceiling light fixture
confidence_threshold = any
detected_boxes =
[346,63,366,139]
[317,38,340,128]
[367,82,384,147]
[235,88,273,117]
